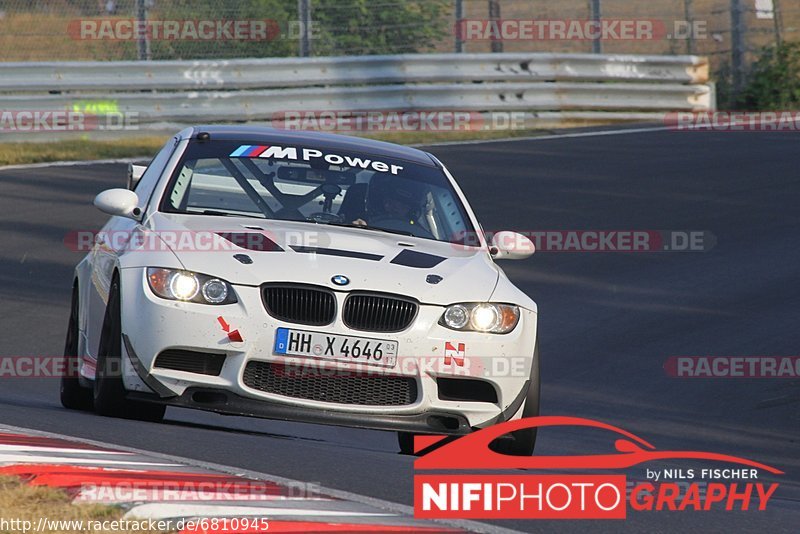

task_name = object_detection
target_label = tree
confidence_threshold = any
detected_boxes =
[310,0,450,56]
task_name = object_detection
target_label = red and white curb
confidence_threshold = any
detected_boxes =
[0,425,515,534]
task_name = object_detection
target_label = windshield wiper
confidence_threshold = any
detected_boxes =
[325,221,415,237]
[200,210,264,219]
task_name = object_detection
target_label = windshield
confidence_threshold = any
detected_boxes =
[160,139,477,244]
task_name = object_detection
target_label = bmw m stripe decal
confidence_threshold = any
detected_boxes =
[230,145,271,157]
[229,145,252,157]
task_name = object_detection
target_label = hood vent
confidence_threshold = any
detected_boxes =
[290,245,382,261]
[217,232,283,252]
[390,249,445,269]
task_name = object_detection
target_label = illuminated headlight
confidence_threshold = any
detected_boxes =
[439,303,520,334]
[147,268,237,305]
[170,271,199,300]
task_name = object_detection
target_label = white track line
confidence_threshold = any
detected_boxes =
[0,453,180,467]
[0,125,671,172]
[123,502,395,521]
[74,491,328,505]
[417,125,671,148]
[0,157,148,172]
[0,444,130,455]
[0,423,523,534]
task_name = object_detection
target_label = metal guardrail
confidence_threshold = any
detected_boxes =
[0,53,714,136]
[2,83,712,122]
[0,53,710,91]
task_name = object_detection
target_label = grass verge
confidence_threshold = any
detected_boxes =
[0,120,636,166]
[0,137,169,167]
[0,130,557,167]
[0,476,173,533]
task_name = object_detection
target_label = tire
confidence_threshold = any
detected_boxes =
[60,284,94,411]
[93,276,165,422]
[397,431,415,455]
[490,340,540,456]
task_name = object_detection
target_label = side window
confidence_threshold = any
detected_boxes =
[132,137,178,208]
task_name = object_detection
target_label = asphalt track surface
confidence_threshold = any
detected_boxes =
[0,129,798,532]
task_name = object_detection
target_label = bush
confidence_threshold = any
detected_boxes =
[739,41,800,110]
[145,0,450,59]
[150,0,297,59]
[309,0,451,56]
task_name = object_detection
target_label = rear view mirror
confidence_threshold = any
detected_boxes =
[491,231,535,260]
[276,166,356,185]
[127,163,146,190]
[94,189,141,221]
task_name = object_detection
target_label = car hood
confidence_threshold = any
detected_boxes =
[147,213,500,305]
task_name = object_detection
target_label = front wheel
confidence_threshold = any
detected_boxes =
[93,277,165,422]
[60,284,93,411]
[491,340,540,456]
[397,431,415,455]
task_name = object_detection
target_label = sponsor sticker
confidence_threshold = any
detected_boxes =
[413,416,783,520]
[444,342,466,367]
[229,145,404,175]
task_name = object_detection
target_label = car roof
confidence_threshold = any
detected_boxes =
[183,125,437,167]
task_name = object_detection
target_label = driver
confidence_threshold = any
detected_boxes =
[353,177,424,228]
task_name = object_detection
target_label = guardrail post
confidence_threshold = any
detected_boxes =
[135,0,150,61]
[590,0,602,54]
[773,0,783,46]
[684,0,695,55]
[455,0,464,53]
[488,0,503,53]
[298,0,312,57]
[730,0,746,97]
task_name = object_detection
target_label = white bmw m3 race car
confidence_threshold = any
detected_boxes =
[61,126,540,454]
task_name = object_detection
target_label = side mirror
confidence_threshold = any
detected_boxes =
[490,231,535,260]
[94,189,142,221]
[127,163,147,190]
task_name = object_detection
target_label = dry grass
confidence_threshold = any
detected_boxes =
[0,120,654,166]
[0,137,168,166]
[0,128,576,166]
[0,12,138,61]
[0,476,173,533]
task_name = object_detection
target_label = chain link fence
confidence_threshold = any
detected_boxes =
[0,1,796,85]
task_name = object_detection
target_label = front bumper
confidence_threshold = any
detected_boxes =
[127,387,476,435]
[114,267,538,431]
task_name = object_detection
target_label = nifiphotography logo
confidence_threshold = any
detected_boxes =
[413,416,783,520]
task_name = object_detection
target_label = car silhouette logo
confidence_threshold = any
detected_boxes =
[331,275,350,286]
[414,416,784,474]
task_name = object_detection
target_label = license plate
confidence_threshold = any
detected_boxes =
[273,328,398,367]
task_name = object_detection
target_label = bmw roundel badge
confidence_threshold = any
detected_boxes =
[332,275,350,286]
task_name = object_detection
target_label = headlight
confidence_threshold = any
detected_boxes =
[147,268,237,305]
[439,303,520,334]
